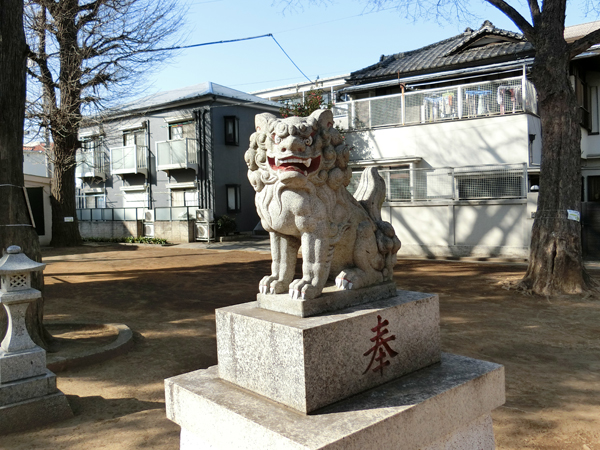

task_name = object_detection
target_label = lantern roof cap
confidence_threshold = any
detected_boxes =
[0,246,46,275]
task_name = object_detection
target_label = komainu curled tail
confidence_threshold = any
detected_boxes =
[333,167,402,291]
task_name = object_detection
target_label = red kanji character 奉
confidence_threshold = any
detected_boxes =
[363,315,398,375]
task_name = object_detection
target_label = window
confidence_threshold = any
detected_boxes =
[224,116,239,146]
[456,175,522,200]
[83,193,105,209]
[171,189,198,207]
[588,176,600,202]
[78,135,105,175]
[123,129,145,146]
[386,168,412,201]
[572,68,591,130]
[81,136,100,152]
[226,184,241,213]
[169,121,195,140]
[346,170,364,196]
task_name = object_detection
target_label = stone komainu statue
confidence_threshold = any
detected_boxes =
[245,109,401,300]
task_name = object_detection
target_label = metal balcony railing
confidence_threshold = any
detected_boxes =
[347,163,527,202]
[75,149,107,179]
[334,76,538,131]
[155,138,198,172]
[110,145,149,176]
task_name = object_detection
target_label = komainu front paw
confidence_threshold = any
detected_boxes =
[288,278,322,300]
[259,276,288,294]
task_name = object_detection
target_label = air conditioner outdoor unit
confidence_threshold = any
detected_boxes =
[144,210,154,222]
[196,209,213,223]
[195,222,214,241]
[143,223,155,237]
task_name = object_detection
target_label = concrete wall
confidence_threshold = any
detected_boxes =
[346,113,539,169]
[384,199,533,258]
[79,220,142,239]
[154,220,194,243]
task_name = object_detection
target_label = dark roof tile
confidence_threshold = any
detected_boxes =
[348,21,534,84]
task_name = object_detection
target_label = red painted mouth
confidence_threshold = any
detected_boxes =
[268,155,321,176]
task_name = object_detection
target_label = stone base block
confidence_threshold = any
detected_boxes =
[0,370,58,407]
[217,290,440,413]
[165,353,505,450]
[0,391,73,435]
[257,281,397,317]
[0,347,46,383]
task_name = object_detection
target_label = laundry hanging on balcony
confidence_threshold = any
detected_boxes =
[496,86,522,114]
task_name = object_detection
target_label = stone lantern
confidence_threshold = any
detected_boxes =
[0,245,72,435]
[0,245,46,382]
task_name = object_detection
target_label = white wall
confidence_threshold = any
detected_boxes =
[346,114,538,168]
[385,199,531,258]
[23,151,49,177]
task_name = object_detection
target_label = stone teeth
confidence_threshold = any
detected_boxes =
[304,158,312,167]
[276,158,281,166]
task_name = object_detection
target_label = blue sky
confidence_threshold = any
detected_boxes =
[147,0,593,95]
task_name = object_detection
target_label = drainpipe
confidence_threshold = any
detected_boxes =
[197,97,216,212]
[522,64,527,111]
[144,119,151,210]
[194,109,203,208]
[400,83,406,125]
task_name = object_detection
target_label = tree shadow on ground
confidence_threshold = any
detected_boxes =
[4,248,599,449]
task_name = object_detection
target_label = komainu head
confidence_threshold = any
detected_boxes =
[245,109,353,192]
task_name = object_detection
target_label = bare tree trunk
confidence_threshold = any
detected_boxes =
[50,139,81,247]
[0,0,52,349]
[48,2,83,248]
[521,20,588,295]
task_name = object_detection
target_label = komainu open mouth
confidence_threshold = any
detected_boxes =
[268,155,321,176]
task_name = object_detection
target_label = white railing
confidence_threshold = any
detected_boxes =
[110,145,148,174]
[156,138,198,170]
[348,163,527,202]
[335,76,538,131]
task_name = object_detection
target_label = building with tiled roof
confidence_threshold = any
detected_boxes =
[348,21,532,85]
[328,20,600,259]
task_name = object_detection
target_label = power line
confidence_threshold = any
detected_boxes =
[144,33,312,83]
[145,33,271,52]
[269,35,312,83]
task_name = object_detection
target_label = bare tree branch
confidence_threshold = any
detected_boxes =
[527,0,541,26]
[23,0,187,247]
[483,0,535,41]
[569,28,600,59]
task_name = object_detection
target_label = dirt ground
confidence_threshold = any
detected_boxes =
[2,243,600,449]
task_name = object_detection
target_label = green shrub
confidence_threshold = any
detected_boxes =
[215,215,236,236]
[83,236,168,245]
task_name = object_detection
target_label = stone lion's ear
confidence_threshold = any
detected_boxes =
[310,109,334,130]
[255,113,276,132]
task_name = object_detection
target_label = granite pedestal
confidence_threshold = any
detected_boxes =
[217,290,440,413]
[166,353,505,450]
[166,286,505,449]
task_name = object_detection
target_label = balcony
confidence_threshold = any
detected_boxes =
[75,149,107,180]
[110,145,149,177]
[333,76,538,131]
[156,138,198,173]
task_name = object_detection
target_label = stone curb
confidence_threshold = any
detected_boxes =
[46,322,133,373]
